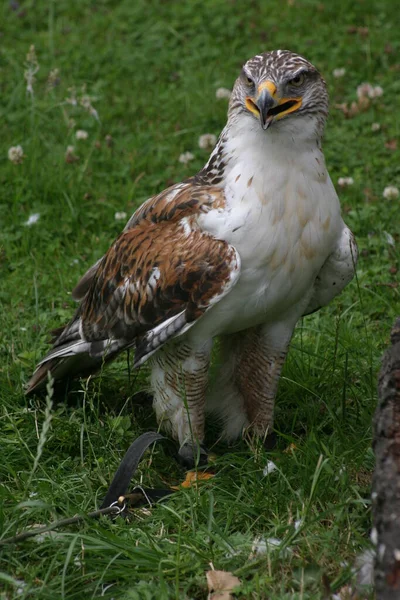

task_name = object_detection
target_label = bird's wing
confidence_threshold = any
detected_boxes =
[26,183,240,392]
[303,225,358,316]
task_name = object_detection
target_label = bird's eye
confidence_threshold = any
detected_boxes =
[289,72,305,87]
[245,75,254,86]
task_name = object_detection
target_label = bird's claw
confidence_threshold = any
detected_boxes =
[177,442,208,469]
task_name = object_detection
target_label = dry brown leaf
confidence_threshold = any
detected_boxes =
[283,442,297,454]
[171,470,214,490]
[206,569,241,600]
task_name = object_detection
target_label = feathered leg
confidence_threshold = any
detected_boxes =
[208,323,293,441]
[149,338,212,466]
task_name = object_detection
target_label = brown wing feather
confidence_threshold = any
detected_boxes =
[26,183,239,391]
[81,184,236,349]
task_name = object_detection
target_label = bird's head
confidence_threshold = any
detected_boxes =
[229,50,328,138]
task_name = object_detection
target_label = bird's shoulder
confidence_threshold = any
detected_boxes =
[123,180,226,230]
[72,180,227,301]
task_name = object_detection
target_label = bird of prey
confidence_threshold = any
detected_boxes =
[26,50,357,466]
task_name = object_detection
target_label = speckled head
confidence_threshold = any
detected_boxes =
[229,50,328,136]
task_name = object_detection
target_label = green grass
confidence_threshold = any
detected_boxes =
[1,0,399,597]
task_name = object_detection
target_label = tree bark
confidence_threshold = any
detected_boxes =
[373,317,400,599]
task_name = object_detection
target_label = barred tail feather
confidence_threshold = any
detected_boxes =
[25,318,123,395]
[25,354,105,395]
[26,308,197,394]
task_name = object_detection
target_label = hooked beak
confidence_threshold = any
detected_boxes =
[245,81,302,130]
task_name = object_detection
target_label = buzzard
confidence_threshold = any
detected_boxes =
[26,50,357,466]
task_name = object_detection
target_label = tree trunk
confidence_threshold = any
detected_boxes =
[373,318,400,599]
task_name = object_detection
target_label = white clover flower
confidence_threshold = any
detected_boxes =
[8,145,25,164]
[114,211,127,221]
[338,177,354,188]
[75,129,88,140]
[178,151,194,164]
[333,68,346,78]
[369,85,383,98]
[262,460,277,476]
[356,82,373,100]
[24,213,40,226]
[198,133,217,150]
[383,186,399,200]
[371,122,381,132]
[215,87,232,99]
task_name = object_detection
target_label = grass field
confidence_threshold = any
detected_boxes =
[1,0,399,598]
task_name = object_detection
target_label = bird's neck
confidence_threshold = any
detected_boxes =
[196,115,324,187]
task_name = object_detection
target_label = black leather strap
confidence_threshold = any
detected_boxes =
[100,432,165,509]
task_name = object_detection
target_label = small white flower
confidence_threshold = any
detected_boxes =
[333,68,346,78]
[29,491,38,498]
[24,213,40,226]
[114,211,127,221]
[20,327,27,331]
[262,460,277,476]
[8,145,25,164]
[294,519,303,531]
[74,554,83,568]
[66,145,75,155]
[383,231,395,246]
[15,579,26,596]
[178,151,194,164]
[371,122,381,132]
[198,133,217,150]
[356,82,373,100]
[75,129,88,140]
[250,536,291,559]
[338,177,354,188]
[369,85,383,98]
[383,186,399,200]
[215,87,232,99]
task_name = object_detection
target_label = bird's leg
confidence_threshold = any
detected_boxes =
[149,340,211,467]
[209,324,293,445]
[236,325,292,444]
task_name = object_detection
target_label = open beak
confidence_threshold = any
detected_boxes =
[245,81,302,130]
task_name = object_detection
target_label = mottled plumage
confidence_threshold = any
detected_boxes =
[26,50,358,465]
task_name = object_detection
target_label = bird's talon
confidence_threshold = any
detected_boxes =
[263,431,277,451]
[177,442,208,469]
